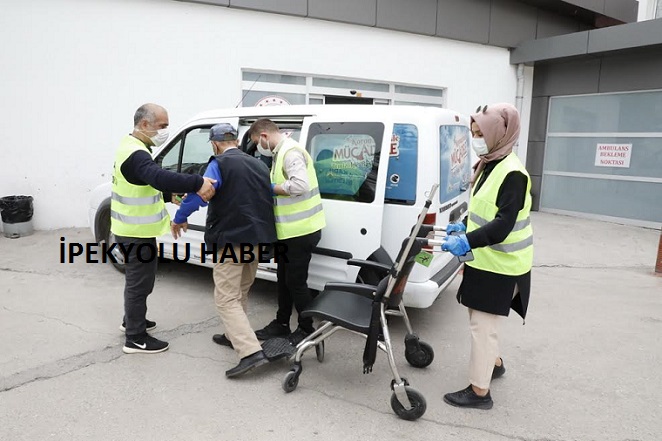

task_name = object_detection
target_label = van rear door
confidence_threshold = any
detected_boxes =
[300,117,391,287]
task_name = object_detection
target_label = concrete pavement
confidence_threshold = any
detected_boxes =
[1,212,660,441]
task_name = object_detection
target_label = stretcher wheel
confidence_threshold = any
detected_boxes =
[405,341,434,368]
[390,386,426,421]
[315,341,325,362]
[282,370,299,393]
[390,377,409,390]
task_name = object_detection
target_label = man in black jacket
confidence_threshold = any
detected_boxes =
[171,123,277,377]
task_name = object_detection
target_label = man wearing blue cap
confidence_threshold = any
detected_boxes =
[171,123,277,377]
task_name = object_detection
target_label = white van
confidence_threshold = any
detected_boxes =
[89,105,473,308]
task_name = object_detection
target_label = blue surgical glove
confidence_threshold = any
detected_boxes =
[441,234,471,256]
[445,222,466,234]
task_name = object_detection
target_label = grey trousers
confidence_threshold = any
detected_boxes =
[116,236,158,337]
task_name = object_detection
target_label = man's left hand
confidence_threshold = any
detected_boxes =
[197,177,216,202]
[171,221,188,239]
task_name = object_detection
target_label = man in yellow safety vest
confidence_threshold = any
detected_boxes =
[112,103,215,354]
[249,119,326,346]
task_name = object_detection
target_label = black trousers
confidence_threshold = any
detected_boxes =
[275,230,321,331]
[116,236,158,337]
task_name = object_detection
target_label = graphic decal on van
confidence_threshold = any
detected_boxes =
[311,134,376,197]
[385,124,418,203]
[439,125,471,203]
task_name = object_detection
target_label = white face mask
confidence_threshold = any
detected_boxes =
[256,138,272,157]
[149,128,169,147]
[471,137,489,156]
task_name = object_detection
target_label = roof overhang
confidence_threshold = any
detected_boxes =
[517,0,638,25]
[511,18,662,65]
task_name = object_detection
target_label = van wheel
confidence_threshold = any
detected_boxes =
[99,209,125,273]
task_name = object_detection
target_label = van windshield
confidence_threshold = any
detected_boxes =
[439,125,472,202]
[307,122,384,203]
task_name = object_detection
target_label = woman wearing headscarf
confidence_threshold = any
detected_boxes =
[441,103,533,409]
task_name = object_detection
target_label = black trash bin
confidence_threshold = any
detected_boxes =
[0,195,34,238]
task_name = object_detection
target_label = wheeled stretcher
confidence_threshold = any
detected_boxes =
[279,185,448,421]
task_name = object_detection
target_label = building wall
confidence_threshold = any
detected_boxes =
[0,0,527,230]
[527,48,662,226]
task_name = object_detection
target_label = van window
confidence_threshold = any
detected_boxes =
[157,136,183,172]
[181,127,213,175]
[439,125,472,202]
[307,122,384,203]
[385,124,418,205]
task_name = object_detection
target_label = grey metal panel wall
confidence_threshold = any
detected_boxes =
[489,0,538,47]
[512,19,662,64]
[177,0,639,50]
[599,50,662,92]
[377,0,437,35]
[512,31,589,64]
[527,96,548,211]
[526,140,546,179]
[604,0,638,23]
[184,0,229,5]
[229,0,307,16]
[308,0,376,26]
[588,19,662,53]
[565,0,604,13]
[536,10,580,39]
[436,0,491,44]
[529,175,542,211]
[529,97,549,142]
[532,58,600,97]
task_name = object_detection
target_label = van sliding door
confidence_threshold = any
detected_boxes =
[300,117,391,285]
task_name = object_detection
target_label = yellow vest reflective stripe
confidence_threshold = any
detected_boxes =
[271,138,326,240]
[466,153,533,276]
[110,135,170,238]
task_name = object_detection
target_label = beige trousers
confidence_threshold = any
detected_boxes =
[468,308,501,389]
[212,250,261,359]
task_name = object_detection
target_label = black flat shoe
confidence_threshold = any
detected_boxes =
[225,350,269,378]
[443,385,493,410]
[492,358,506,379]
[212,333,233,349]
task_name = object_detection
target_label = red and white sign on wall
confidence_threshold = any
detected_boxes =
[594,143,632,168]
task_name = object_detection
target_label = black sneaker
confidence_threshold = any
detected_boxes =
[212,333,234,349]
[443,385,493,410]
[492,358,506,379]
[119,319,156,333]
[225,350,269,377]
[123,334,169,354]
[254,320,290,340]
[287,327,313,347]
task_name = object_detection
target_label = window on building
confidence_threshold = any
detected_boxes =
[241,70,445,108]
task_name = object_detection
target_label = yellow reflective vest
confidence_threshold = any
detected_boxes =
[466,153,533,276]
[271,138,326,240]
[110,135,169,238]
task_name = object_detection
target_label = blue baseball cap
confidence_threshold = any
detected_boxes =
[209,123,238,141]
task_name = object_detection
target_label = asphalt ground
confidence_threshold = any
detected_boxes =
[1,212,660,441]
